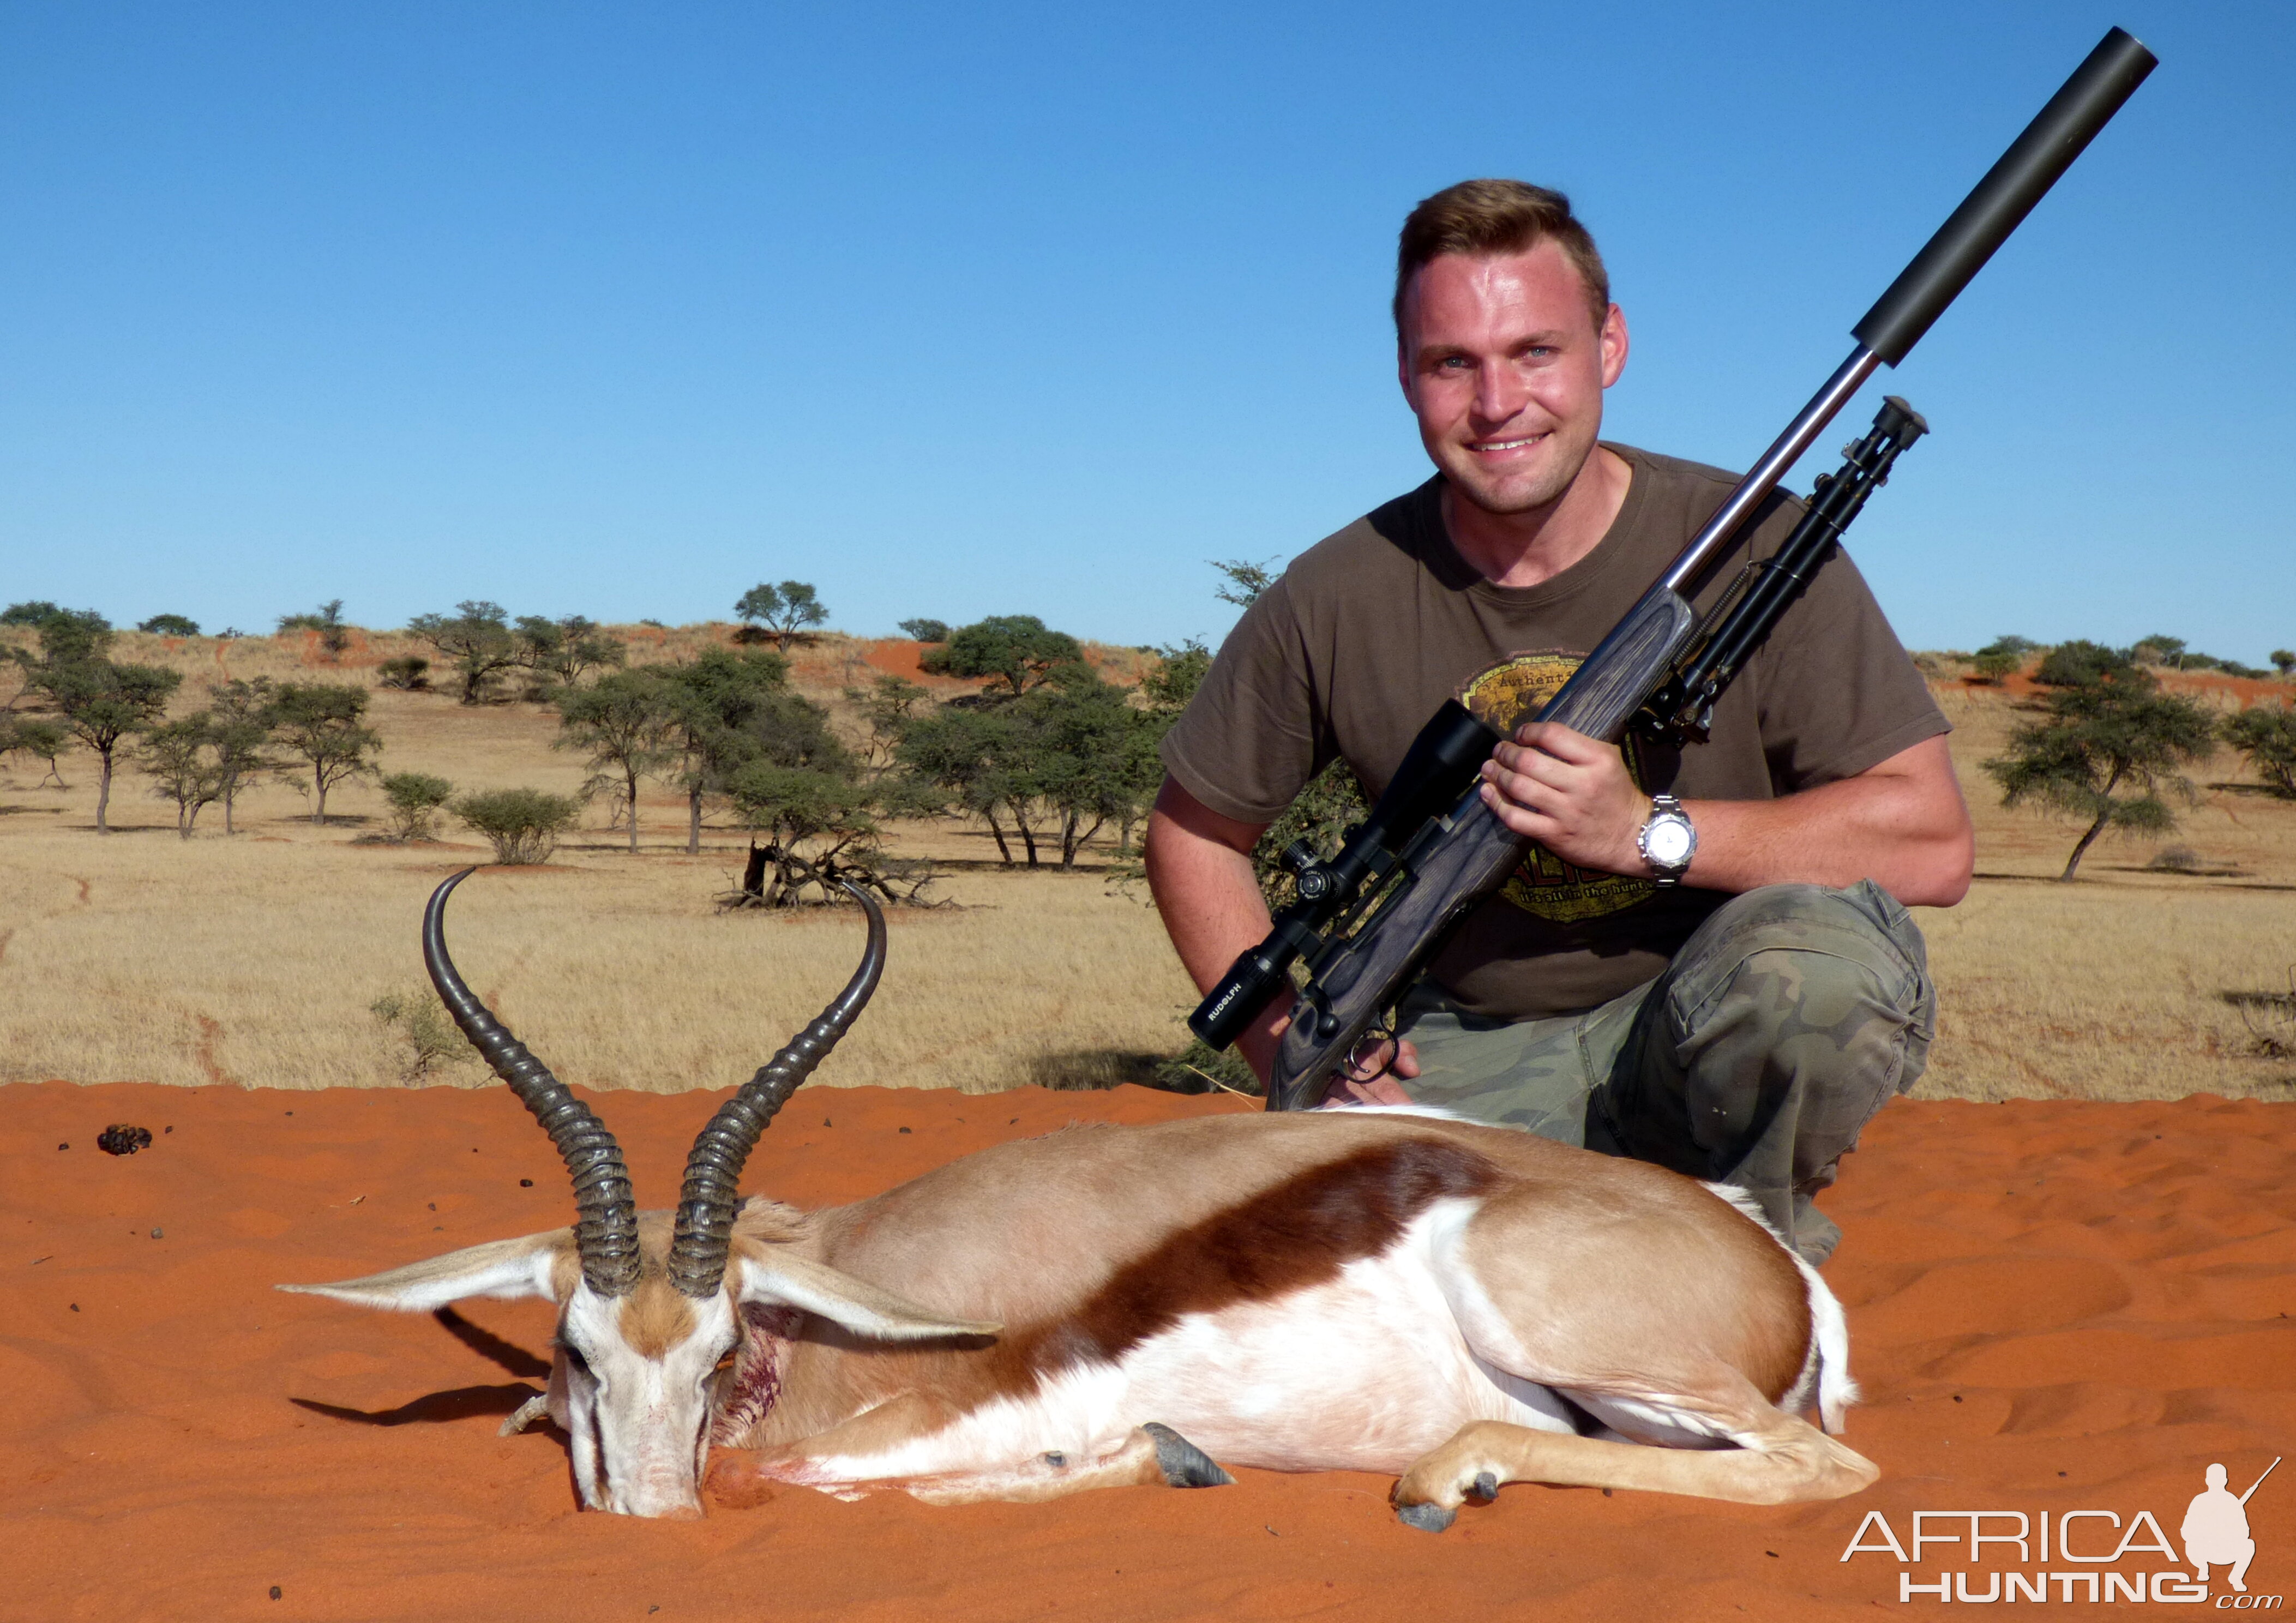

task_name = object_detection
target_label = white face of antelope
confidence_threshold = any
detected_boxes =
[282,1223,999,1519]
[552,1276,742,1519]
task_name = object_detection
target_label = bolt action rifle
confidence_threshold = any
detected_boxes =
[1188,27,2157,1112]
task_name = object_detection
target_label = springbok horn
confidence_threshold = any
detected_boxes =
[423,869,641,1299]
[667,879,886,1299]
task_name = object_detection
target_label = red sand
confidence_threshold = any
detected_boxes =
[5,1082,2289,1620]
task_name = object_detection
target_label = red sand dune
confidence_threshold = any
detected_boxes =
[4,1082,2289,1621]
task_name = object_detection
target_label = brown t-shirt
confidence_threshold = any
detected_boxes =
[1161,443,1948,1019]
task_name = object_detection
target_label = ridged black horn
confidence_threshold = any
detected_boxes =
[667,880,886,1299]
[423,869,640,1299]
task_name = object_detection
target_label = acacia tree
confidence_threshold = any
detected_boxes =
[269,682,383,823]
[660,647,789,852]
[896,704,1045,864]
[919,615,1084,699]
[556,669,679,853]
[206,677,280,834]
[1,717,71,787]
[656,647,846,853]
[1985,668,2218,880]
[735,581,827,648]
[407,601,526,703]
[27,609,181,832]
[841,673,929,774]
[1023,667,1162,867]
[2223,706,2296,798]
[136,715,225,837]
[517,614,625,693]
[2131,634,2188,671]
[2272,650,2294,677]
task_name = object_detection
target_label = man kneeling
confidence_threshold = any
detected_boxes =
[1146,180,1973,1263]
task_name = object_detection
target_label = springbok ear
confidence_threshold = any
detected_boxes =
[278,1229,573,1312]
[734,1247,1001,1343]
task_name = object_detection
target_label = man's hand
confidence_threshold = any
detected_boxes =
[1320,1035,1419,1107]
[1478,720,1646,874]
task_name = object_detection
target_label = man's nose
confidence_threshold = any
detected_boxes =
[1471,360,1528,426]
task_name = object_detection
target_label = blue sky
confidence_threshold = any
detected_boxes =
[3,2,2289,660]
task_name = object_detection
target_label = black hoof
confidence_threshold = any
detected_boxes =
[1468,1471,1499,1504]
[1143,1422,1234,1489]
[1395,1500,1457,1533]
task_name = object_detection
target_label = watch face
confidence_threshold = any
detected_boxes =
[1644,817,1694,867]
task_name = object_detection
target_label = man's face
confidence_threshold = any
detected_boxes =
[1397,242,1627,518]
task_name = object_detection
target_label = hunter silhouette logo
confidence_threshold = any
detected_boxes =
[2186,1458,2275,1595]
[1839,1456,2280,1605]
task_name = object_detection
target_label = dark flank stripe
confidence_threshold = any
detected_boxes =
[1019,1138,1500,1375]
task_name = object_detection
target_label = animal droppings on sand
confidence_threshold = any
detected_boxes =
[97,1125,152,1156]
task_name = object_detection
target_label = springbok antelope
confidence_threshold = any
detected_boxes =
[282,870,1877,1525]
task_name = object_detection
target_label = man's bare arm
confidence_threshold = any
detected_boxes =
[1479,728,1974,905]
[1145,776,1423,1096]
[1143,778,1286,1079]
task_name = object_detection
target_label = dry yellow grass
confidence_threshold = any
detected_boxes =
[2,639,2292,1102]
[1911,678,2296,1102]
[0,819,1199,1095]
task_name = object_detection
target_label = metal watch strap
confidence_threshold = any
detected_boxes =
[1638,793,1694,886]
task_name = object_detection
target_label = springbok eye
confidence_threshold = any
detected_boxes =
[559,1342,593,1378]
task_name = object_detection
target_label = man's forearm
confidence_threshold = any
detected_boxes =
[1482,730,1974,907]
[1143,779,1288,1078]
[1673,764,1974,905]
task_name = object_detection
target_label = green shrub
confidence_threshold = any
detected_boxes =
[137,613,201,636]
[454,786,580,864]
[370,986,472,1082]
[378,655,431,690]
[381,772,455,841]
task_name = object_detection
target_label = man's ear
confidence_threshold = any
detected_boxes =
[732,1246,1000,1343]
[278,1229,573,1311]
[1599,302,1629,388]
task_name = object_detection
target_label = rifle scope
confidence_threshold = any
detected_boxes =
[1187,700,1500,1052]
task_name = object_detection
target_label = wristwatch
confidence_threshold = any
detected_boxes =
[1636,794,1697,886]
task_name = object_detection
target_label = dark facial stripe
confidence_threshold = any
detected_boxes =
[1020,1138,1498,1375]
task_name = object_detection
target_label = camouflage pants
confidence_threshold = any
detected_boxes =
[1393,880,1936,1263]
